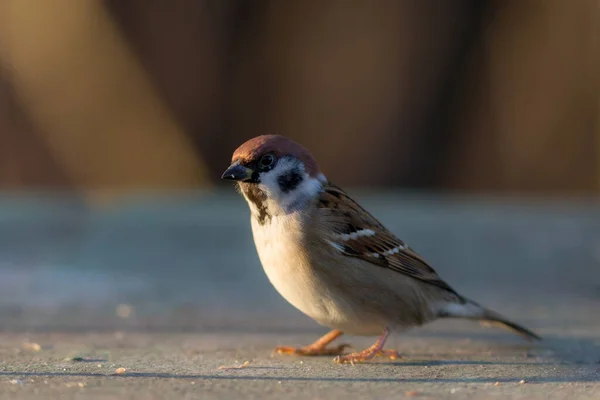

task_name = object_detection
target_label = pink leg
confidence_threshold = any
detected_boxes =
[333,327,399,364]
[274,329,351,356]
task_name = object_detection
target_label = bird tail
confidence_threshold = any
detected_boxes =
[438,298,541,342]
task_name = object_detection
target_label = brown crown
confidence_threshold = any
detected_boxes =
[231,135,319,176]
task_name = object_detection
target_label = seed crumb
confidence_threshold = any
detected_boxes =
[217,361,250,370]
[22,342,41,352]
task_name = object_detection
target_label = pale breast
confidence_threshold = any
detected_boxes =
[249,213,393,335]
[250,214,334,325]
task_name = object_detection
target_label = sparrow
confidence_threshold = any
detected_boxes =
[221,134,541,364]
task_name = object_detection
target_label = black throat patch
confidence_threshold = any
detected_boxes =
[277,167,303,193]
[239,183,270,225]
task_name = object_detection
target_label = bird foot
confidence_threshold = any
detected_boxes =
[274,343,351,356]
[376,349,401,360]
[333,348,399,364]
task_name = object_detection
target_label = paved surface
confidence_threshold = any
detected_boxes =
[0,191,599,399]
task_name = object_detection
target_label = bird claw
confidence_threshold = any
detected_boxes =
[334,348,400,364]
[274,343,351,356]
[376,349,401,360]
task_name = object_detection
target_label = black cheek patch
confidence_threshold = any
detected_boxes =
[277,168,303,193]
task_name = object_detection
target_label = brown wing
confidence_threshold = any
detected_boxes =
[318,184,458,294]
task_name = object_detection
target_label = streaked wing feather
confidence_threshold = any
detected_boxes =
[319,184,457,294]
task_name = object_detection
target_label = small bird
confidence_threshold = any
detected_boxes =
[221,135,540,364]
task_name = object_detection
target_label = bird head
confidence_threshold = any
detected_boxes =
[222,135,326,220]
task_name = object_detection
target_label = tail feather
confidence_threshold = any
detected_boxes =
[438,299,541,342]
[478,309,541,341]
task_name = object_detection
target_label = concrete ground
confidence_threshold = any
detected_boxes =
[0,191,599,399]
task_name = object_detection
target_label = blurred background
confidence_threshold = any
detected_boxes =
[0,1,598,334]
[1,0,598,195]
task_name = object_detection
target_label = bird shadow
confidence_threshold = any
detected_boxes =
[293,329,600,366]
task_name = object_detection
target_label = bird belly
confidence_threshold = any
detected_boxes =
[251,217,385,335]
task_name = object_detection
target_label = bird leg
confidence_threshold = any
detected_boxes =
[333,327,399,364]
[274,329,350,356]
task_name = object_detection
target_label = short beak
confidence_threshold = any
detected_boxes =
[221,162,253,181]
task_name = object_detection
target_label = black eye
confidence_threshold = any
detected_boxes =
[259,154,275,169]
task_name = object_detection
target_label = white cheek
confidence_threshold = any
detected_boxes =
[254,158,322,214]
[257,170,279,196]
[288,176,323,206]
[260,173,322,214]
